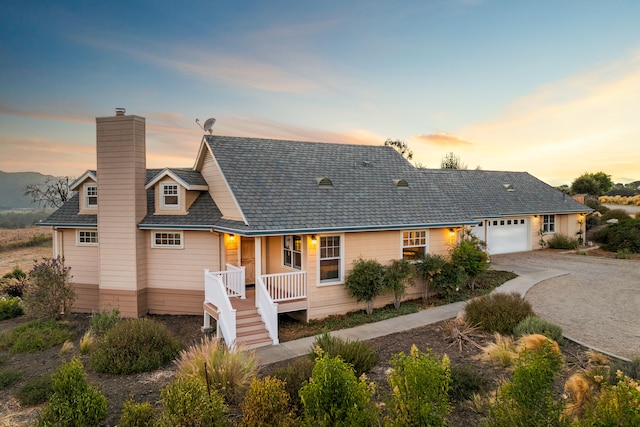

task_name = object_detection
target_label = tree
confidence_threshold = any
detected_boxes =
[384,139,413,160]
[383,259,414,309]
[440,152,467,169]
[25,176,73,208]
[23,257,75,320]
[570,172,613,196]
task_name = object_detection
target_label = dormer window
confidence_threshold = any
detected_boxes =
[161,183,180,209]
[85,184,97,208]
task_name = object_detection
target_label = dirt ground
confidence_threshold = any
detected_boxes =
[0,227,53,274]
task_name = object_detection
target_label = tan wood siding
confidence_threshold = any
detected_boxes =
[198,148,244,221]
[62,229,99,285]
[98,288,145,318]
[147,288,204,315]
[428,229,451,256]
[153,177,190,215]
[71,283,100,313]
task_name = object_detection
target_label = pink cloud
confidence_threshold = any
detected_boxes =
[413,133,474,147]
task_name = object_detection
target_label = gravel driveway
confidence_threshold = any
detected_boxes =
[491,251,640,360]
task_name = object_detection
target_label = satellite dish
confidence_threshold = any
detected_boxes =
[195,117,216,134]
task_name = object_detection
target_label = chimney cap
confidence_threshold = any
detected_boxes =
[115,107,126,116]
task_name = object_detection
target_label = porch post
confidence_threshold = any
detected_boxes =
[254,236,262,286]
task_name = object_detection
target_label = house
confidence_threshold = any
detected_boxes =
[40,110,591,348]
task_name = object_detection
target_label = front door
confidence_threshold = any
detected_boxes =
[241,237,255,285]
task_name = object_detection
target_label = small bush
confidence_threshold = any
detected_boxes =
[0,295,23,320]
[1,267,27,297]
[240,376,297,427]
[609,357,640,383]
[272,357,315,412]
[119,399,156,427]
[90,318,181,374]
[600,209,633,222]
[59,340,74,355]
[23,257,75,320]
[384,259,414,309]
[300,350,378,426]
[546,233,579,250]
[0,320,73,353]
[385,345,452,426]
[79,330,94,355]
[345,258,386,314]
[174,336,257,406]
[514,316,564,343]
[90,308,120,335]
[481,333,518,367]
[581,372,640,426]
[310,332,378,376]
[450,237,488,290]
[17,375,53,406]
[450,364,489,402]
[464,292,534,335]
[37,357,108,427]
[592,218,640,253]
[0,369,22,389]
[160,374,226,427]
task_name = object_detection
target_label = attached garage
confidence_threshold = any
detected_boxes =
[471,217,530,255]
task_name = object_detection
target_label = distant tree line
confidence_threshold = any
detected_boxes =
[0,211,52,229]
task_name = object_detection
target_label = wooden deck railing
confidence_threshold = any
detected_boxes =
[261,271,307,302]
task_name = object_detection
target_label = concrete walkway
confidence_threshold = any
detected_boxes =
[254,266,567,365]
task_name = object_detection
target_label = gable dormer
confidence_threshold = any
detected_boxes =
[70,170,98,214]
[145,168,208,215]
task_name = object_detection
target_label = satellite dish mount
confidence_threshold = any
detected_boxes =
[195,117,216,134]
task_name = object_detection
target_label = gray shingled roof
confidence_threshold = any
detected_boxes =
[39,193,97,227]
[147,168,208,187]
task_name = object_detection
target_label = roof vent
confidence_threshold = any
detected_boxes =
[393,179,409,189]
[503,183,514,191]
[115,107,126,116]
[316,177,333,188]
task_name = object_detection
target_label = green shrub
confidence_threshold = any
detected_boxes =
[310,332,378,376]
[450,364,489,402]
[609,357,640,383]
[464,292,534,335]
[585,198,609,214]
[90,318,181,374]
[174,336,257,406]
[0,295,23,320]
[1,267,27,297]
[160,374,226,427]
[0,369,22,389]
[119,399,156,427]
[484,342,566,427]
[600,209,633,222]
[299,351,378,426]
[0,320,73,353]
[344,258,386,314]
[581,372,640,426]
[514,316,564,344]
[17,374,53,406]
[546,233,579,250]
[415,253,448,301]
[240,376,297,427]
[37,357,108,427]
[272,357,315,412]
[592,218,640,253]
[90,308,120,335]
[23,257,75,320]
[450,237,488,290]
[383,259,414,309]
[385,345,452,426]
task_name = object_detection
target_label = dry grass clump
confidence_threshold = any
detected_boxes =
[517,333,561,356]
[563,350,611,421]
[480,333,517,367]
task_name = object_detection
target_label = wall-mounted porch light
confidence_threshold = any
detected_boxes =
[448,228,456,237]
[228,234,236,243]
[310,234,317,245]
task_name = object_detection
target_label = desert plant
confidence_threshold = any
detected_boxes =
[160,374,226,427]
[0,319,73,353]
[450,236,488,291]
[174,336,257,406]
[37,357,108,427]
[344,258,385,314]
[90,318,181,374]
[0,295,23,320]
[119,399,156,427]
[514,316,564,343]
[23,257,74,320]
[300,349,378,426]
[464,292,534,335]
[546,233,579,250]
[272,357,315,412]
[240,376,297,427]
[385,344,452,426]
[480,333,518,367]
[17,374,53,406]
[0,369,22,389]
[383,259,414,309]
[415,253,448,301]
[90,308,120,335]
[310,332,378,376]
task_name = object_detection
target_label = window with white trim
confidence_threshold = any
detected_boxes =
[161,183,180,209]
[152,231,183,248]
[402,230,427,261]
[542,215,556,233]
[319,235,341,283]
[283,235,302,270]
[85,184,97,208]
[77,229,98,245]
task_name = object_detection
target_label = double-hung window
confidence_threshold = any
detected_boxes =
[161,183,179,209]
[152,231,183,248]
[77,229,98,245]
[283,235,302,270]
[542,215,556,233]
[85,185,97,208]
[319,236,341,283]
[402,230,427,261]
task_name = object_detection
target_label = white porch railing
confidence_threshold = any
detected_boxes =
[255,276,279,345]
[216,264,246,299]
[261,271,307,302]
[204,269,237,349]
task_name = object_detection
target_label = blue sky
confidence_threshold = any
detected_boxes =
[1,1,639,186]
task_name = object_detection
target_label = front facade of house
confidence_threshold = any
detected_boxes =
[42,110,590,348]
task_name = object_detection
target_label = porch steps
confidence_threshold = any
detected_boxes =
[233,302,273,350]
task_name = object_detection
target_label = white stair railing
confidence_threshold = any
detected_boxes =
[204,269,237,349]
[261,271,307,302]
[255,276,279,344]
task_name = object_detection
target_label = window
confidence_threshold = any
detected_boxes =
[402,230,427,261]
[542,215,556,233]
[152,231,183,248]
[85,184,97,208]
[283,235,302,270]
[77,229,98,245]
[161,183,179,209]
[319,236,341,283]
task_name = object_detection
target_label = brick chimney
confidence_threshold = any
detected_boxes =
[96,108,148,317]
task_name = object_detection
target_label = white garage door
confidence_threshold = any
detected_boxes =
[471,218,529,255]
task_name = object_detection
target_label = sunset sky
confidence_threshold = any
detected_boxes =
[1,1,639,186]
